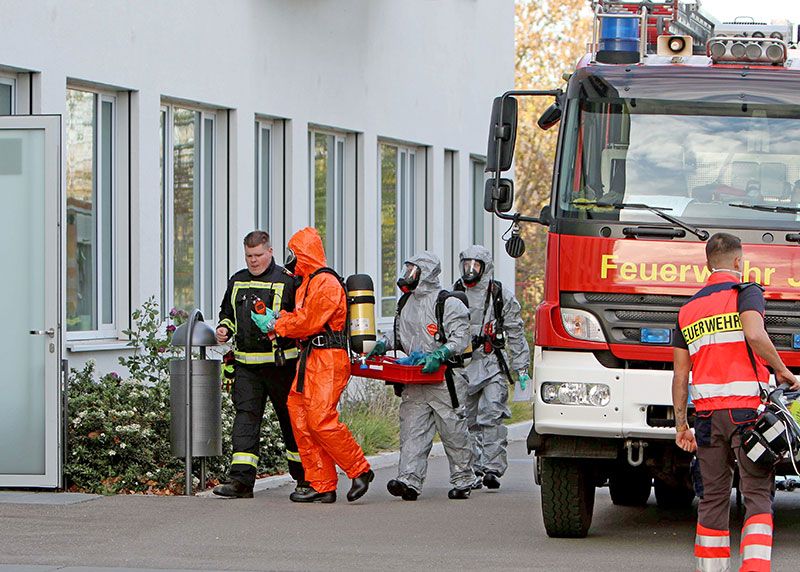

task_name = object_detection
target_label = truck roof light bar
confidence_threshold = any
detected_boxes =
[706,36,788,65]
[715,16,794,44]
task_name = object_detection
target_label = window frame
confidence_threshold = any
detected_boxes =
[160,102,218,319]
[378,141,421,319]
[471,155,494,251]
[0,75,16,115]
[255,118,273,231]
[65,86,119,340]
[308,128,347,272]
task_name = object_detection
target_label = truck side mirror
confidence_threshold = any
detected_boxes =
[537,101,562,130]
[486,96,518,172]
[484,178,514,213]
[539,204,553,225]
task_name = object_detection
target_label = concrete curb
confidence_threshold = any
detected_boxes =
[198,419,532,497]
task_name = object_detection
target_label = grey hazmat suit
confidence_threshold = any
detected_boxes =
[457,245,530,478]
[389,251,476,494]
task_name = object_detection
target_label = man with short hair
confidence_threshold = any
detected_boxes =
[212,230,307,499]
[673,232,799,571]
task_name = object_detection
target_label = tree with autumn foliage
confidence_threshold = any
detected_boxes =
[514,0,592,330]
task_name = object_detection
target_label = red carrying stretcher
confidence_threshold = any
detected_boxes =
[350,355,445,384]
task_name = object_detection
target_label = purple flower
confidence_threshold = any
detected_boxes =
[169,308,178,318]
[109,372,120,380]
[166,324,176,333]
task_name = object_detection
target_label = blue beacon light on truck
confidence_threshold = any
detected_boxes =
[596,13,642,65]
[600,16,640,53]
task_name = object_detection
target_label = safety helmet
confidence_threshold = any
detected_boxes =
[396,262,421,293]
[460,258,485,287]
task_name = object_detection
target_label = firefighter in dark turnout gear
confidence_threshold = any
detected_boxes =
[212,231,306,499]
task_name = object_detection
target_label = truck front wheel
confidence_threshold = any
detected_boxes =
[539,457,595,538]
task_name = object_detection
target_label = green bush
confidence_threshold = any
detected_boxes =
[64,297,285,494]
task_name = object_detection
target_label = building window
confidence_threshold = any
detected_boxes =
[161,104,216,317]
[65,88,116,334]
[379,142,417,317]
[443,150,458,284]
[472,157,490,246]
[255,119,272,230]
[309,130,345,271]
[0,76,14,115]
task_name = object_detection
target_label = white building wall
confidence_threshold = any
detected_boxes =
[0,0,514,371]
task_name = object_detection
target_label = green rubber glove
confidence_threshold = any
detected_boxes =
[366,340,387,358]
[422,345,451,374]
[251,308,277,333]
[517,370,531,391]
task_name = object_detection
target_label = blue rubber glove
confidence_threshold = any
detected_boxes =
[396,351,425,365]
[251,308,277,333]
[517,370,531,391]
[422,346,451,374]
[366,340,387,359]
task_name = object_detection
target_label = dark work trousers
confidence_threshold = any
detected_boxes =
[695,408,775,531]
[230,361,305,488]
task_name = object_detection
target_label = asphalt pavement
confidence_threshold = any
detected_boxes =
[3,427,800,571]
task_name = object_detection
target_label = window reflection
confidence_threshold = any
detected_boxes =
[172,107,198,313]
[66,89,96,331]
[559,99,800,225]
[0,82,12,115]
[380,143,398,317]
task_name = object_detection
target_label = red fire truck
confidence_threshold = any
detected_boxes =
[484,0,800,538]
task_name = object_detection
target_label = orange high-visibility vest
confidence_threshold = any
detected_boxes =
[677,273,768,411]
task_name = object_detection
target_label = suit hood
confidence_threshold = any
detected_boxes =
[405,251,441,295]
[287,227,327,277]
[459,244,494,290]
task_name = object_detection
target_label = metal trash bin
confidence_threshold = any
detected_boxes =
[169,309,220,495]
[169,358,221,457]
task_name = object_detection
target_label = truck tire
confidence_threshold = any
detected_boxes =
[540,457,595,538]
[609,468,651,506]
[654,477,694,509]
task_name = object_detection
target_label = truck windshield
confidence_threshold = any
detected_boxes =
[556,96,800,227]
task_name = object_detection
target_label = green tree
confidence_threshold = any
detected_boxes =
[514,0,592,327]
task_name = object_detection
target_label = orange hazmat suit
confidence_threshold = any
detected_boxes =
[275,227,371,494]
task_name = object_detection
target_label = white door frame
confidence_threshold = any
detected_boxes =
[0,114,62,488]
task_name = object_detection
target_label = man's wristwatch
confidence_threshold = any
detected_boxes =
[675,423,690,433]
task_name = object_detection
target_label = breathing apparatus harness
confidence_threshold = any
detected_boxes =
[294,267,349,393]
[394,289,470,408]
[454,278,515,386]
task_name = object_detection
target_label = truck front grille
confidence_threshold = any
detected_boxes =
[562,292,800,351]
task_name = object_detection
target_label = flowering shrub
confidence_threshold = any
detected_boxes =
[64,297,285,494]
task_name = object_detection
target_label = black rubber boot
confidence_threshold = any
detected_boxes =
[289,486,336,503]
[347,469,375,502]
[212,481,254,499]
[483,472,501,489]
[387,479,419,501]
[448,487,471,500]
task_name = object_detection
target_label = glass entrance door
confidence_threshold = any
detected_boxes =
[0,115,61,487]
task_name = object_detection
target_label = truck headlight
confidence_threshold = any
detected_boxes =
[560,308,605,342]
[541,382,611,407]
